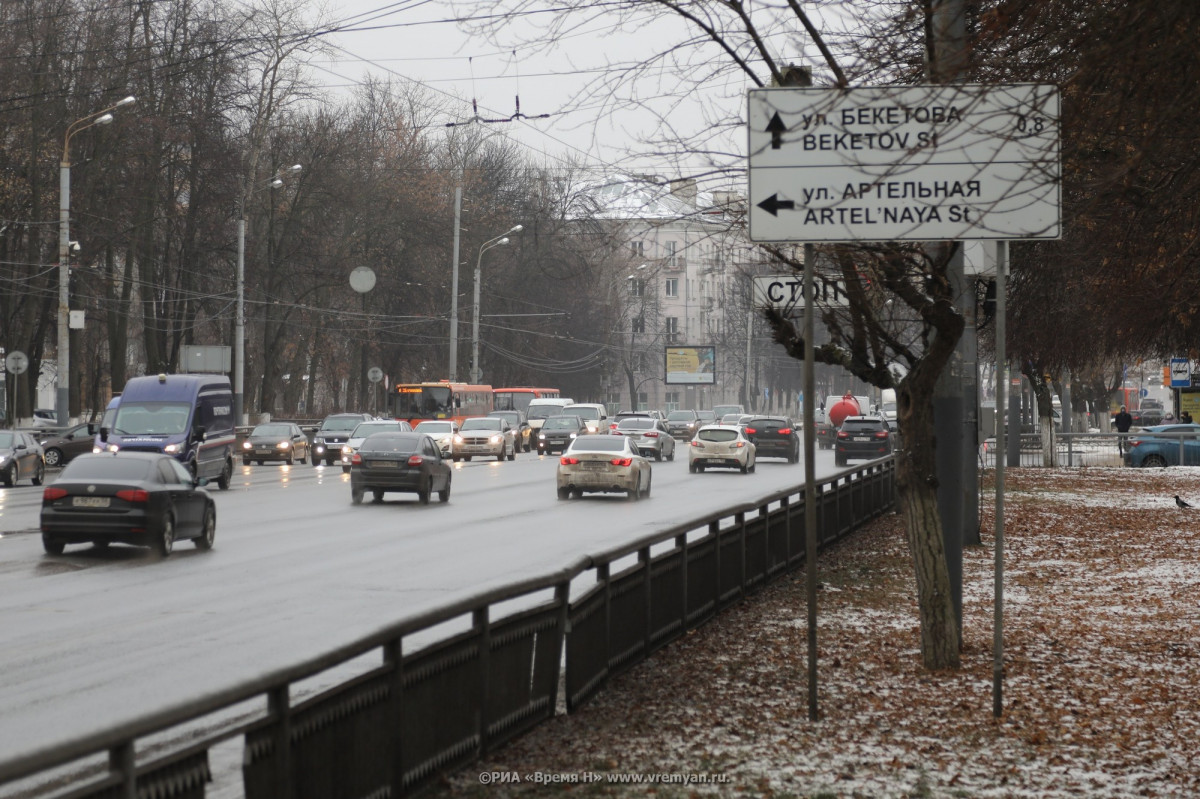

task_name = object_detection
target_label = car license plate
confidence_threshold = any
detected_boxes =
[73,496,110,508]
[854,436,870,442]
[370,461,398,468]
[582,461,607,470]
[256,449,272,455]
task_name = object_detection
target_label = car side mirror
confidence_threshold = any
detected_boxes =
[99,427,109,442]
[87,423,97,436]
[192,425,207,443]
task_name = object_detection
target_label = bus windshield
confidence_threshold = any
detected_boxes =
[394,386,453,418]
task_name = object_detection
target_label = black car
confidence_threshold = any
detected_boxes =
[488,410,533,452]
[312,412,375,466]
[40,452,216,556]
[38,422,98,468]
[743,416,800,463]
[349,432,451,505]
[834,416,893,466]
[241,422,310,465]
[0,430,45,487]
[536,414,588,455]
[664,409,702,440]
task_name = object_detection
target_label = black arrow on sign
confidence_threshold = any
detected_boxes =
[756,193,795,217]
[766,112,787,149]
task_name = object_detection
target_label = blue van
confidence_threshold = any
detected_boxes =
[99,374,235,489]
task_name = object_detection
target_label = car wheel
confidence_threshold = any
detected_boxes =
[418,477,431,505]
[42,536,64,555]
[463,456,472,462]
[741,463,749,474]
[351,487,364,505]
[627,486,639,502]
[155,515,175,557]
[286,453,293,466]
[507,443,515,461]
[299,447,307,465]
[667,447,675,462]
[439,478,451,503]
[194,507,216,550]
[749,461,756,473]
[217,459,232,490]
[4,465,18,487]
[643,473,652,498]
[835,454,846,467]
[1144,454,1167,468]
[654,450,662,462]
[32,462,43,486]
[689,463,697,474]
[557,487,570,500]
[372,489,385,503]
[44,448,63,468]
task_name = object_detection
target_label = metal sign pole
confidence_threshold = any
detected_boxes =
[993,239,1007,717]
[803,242,819,721]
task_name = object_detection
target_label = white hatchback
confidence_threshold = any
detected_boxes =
[688,425,757,474]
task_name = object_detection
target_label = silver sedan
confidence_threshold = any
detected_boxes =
[556,435,652,501]
[611,417,676,461]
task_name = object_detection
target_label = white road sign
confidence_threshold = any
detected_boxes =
[1170,357,1190,388]
[748,84,1060,242]
[753,275,849,311]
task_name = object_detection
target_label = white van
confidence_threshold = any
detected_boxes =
[563,402,608,434]
[526,398,576,433]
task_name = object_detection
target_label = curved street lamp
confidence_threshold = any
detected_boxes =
[58,95,135,426]
[235,164,302,426]
[469,224,522,384]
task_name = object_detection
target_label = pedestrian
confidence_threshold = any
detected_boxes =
[1114,405,1133,456]
[1183,410,1193,424]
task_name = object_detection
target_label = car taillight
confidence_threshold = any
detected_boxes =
[43,487,68,501]
[1128,439,1142,448]
[610,457,633,467]
[116,489,149,503]
[734,441,745,448]
[744,427,757,435]
[408,455,423,466]
[644,431,659,438]
[777,428,792,435]
[837,430,850,439]
[561,456,579,465]
[351,453,363,464]
[690,440,704,448]
[875,431,889,439]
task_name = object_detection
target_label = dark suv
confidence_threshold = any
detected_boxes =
[744,416,800,463]
[664,409,701,440]
[312,413,374,466]
[834,416,893,467]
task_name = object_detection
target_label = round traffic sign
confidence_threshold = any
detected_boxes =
[349,266,376,294]
[367,367,383,384]
[5,350,29,375]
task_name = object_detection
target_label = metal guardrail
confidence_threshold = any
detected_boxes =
[0,459,896,797]
[979,429,1198,468]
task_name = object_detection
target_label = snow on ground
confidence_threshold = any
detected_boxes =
[432,468,1200,798]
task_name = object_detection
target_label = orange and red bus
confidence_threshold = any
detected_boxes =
[389,381,493,426]
[492,387,562,413]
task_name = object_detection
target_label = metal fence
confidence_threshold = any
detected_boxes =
[0,460,896,798]
[979,429,1199,468]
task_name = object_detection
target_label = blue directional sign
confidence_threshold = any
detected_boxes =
[1170,357,1190,388]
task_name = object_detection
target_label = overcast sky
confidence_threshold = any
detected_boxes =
[309,0,783,184]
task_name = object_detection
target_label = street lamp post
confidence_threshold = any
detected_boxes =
[235,164,301,427]
[58,95,135,426]
[470,225,522,384]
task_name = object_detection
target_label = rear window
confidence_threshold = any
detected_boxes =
[543,417,583,430]
[748,418,784,430]
[567,407,600,420]
[360,434,419,453]
[842,420,885,432]
[666,411,696,421]
[618,419,655,430]
[698,429,739,443]
[569,436,625,452]
[61,457,153,480]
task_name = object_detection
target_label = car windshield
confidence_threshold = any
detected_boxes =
[720,414,742,424]
[698,429,739,443]
[360,434,419,453]
[461,418,502,431]
[567,407,600,420]
[351,422,403,437]
[490,412,520,424]
[111,401,191,435]
[526,405,562,420]
[667,411,695,421]
[543,417,582,430]
[321,416,365,432]
[0,433,14,448]
[61,457,153,480]
[414,421,452,434]
[252,424,291,437]
[570,436,625,452]
[618,419,654,430]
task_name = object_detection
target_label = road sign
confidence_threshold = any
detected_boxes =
[748,84,1060,242]
[1170,357,1190,388]
[752,275,849,311]
[5,351,29,375]
[367,367,383,383]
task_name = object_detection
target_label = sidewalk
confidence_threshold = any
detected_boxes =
[434,467,1200,798]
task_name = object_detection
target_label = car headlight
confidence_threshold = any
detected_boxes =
[278,441,290,449]
[453,435,463,444]
[569,433,577,439]
[242,441,253,449]
[341,445,352,454]
[538,433,546,440]
[164,444,180,454]
[105,444,120,453]
[489,434,502,444]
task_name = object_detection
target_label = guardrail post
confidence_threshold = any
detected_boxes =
[675,533,688,629]
[110,740,135,799]
[639,546,652,655]
[268,685,292,798]
[386,638,405,797]
[710,520,721,608]
[736,511,746,595]
[781,495,792,566]
[474,607,491,755]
